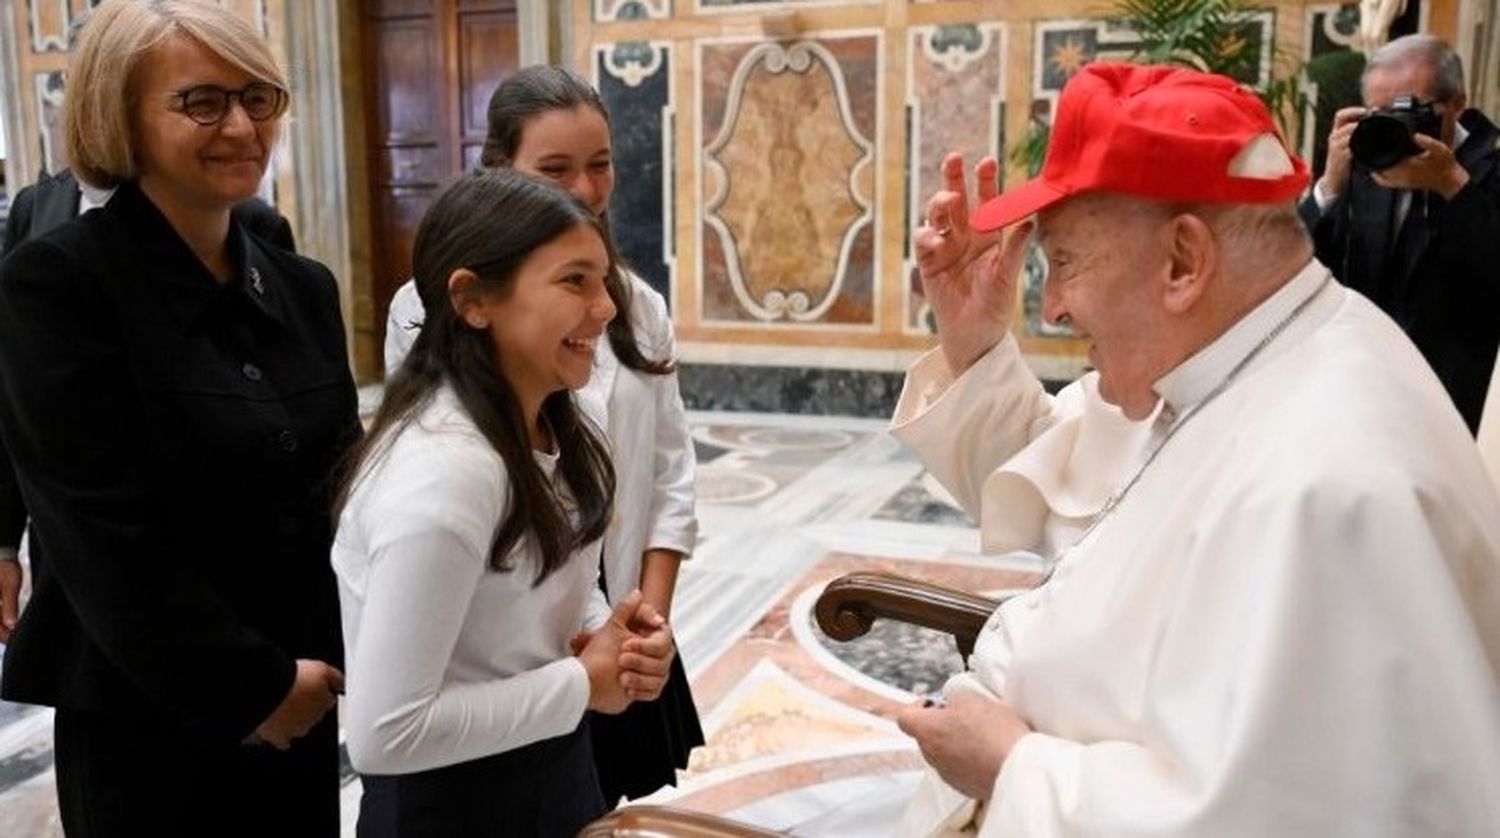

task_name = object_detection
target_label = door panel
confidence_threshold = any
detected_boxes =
[360,0,518,371]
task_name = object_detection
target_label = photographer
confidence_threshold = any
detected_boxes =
[1300,33,1500,433]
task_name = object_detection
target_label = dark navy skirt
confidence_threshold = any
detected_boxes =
[357,722,605,838]
[587,653,704,804]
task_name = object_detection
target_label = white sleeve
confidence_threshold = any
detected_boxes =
[638,287,698,557]
[342,439,590,775]
[343,527,590,775]
[890,334,1054,517]
[383,279,423,373]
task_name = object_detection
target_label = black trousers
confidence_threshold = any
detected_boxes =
[52,707,340,838]
[357,723,605,838]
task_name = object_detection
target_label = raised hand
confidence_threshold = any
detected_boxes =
[917,153,1035,374]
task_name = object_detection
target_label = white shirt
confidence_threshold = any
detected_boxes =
[894,261,1500,836]
[384,273,698,603]
[332,384,610,775]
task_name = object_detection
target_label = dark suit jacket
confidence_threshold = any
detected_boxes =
[0,181,356,748]
[0,170,296,554]
[1300,109,1500,432]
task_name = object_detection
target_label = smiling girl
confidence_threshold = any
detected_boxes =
[334,171,673,837]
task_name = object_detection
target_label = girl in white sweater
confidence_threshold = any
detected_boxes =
[384,66,703,804]
[333,171,673,836]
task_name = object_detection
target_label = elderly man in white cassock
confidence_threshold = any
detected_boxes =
[890,62,1500,836]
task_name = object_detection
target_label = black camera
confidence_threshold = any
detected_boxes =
[1349,95,1443,171]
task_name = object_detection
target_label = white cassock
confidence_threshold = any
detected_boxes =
[891,261,1500,836]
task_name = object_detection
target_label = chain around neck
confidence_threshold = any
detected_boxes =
[1051,274,1333,565]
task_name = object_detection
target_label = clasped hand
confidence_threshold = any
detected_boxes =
[573,589,676,715]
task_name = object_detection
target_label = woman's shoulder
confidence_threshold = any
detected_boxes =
[347,386,510,548]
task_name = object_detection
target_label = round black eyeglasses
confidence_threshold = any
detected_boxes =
[171,82,288,126]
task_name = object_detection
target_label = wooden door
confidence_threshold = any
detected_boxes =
[361,0,519,371]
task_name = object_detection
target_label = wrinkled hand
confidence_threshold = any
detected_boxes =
[896,692,1032,801]
[1317,106,1367,200]
[253,659,343,750]
[917,153,1035,374]
[1373,133,1470,199]
[620,602,674,703]
[0,557,22,642]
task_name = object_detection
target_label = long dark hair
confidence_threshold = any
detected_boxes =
[340,170,615,582]
[481,64,672,376]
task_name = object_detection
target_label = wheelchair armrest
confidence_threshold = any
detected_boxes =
[577,805,784,837]
[814,571,1002,661]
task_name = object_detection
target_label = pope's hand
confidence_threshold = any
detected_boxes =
[916,153,1034,374]
[896,691,1032,801]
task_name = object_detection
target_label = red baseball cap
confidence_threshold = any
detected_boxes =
[972,63,1310,232]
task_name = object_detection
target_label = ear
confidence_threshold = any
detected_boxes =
[447,268,490,330]
[1160,213,1216,316]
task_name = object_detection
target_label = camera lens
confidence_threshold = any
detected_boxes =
[1349,112,1421,170]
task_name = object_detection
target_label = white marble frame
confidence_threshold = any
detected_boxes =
[693,29,885,334]
[693,0,878,17]
[594,0,669,22]
[593,39,678,306]
[0,0,28,195]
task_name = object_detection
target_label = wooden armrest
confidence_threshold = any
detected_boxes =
[578,805,783,837]
[814,571,1001,661]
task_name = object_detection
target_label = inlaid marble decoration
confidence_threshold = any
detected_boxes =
[904,23,1005,333]
[699,34,880,327]
[595,0,668,21]
[1302,4,1361,171]
[32,71,64,174]
[697,0,876,10]
[597,41,675,303]
[24,0,94,53]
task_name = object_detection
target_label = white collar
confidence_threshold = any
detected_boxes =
[1453,120,1470,151]
[77,180,115,214]
[1153,260,1330,414]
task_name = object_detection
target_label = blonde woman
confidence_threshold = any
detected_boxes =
[0,1,356,833]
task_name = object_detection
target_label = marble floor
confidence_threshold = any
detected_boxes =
[0,410,1043,836]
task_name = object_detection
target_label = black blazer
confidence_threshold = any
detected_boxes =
[0,181,357,746]
[0,170,296,555]
[1300,109,1500,432]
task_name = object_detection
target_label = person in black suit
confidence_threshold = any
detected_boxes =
[1300,34,1500,433]
[0,2,357,835]
[0,168,296,644]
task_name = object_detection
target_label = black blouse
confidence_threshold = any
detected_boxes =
[0,181,359,745]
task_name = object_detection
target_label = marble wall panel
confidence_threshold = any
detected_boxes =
[30,70,62,174]
[23,0,92,54]
[1302,4,1361,170]
[595,0,667,21]
[699,34,879,327]
[698,0,875,9]
[598,40,675,303]
[904,23,1004,333]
